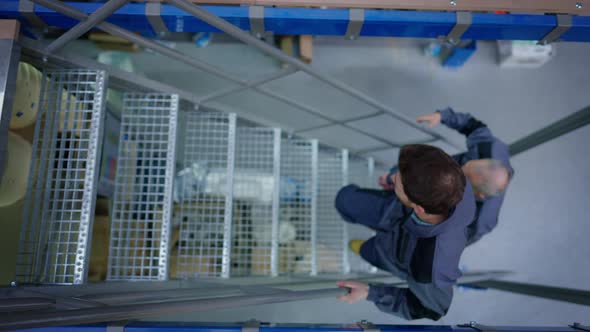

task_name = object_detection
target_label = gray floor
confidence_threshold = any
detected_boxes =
[33,37,590,324]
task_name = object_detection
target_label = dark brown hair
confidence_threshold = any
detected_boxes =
[398,144,466,215]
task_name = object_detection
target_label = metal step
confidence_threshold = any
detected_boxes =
[174,111,236,279]
[231,127,281,277]
[107,93,179,281]
[16,69,107,285]
[16,73,386,284]
[316,148,348,275]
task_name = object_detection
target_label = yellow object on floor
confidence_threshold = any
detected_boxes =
[348,239,365,255]
[0,131,32,207]
[10,62,42,129]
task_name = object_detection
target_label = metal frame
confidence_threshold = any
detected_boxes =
[26,0,407,151]
[77,70,109,284]
[166,0,457,149]
[146,2,169,37]
[95,0,590,15]
[25,0,384,152]
[1,322,583,332]
[5,2,590,42]
[18,36,295,134]
[538,14,573,44]
[509,105,590,156]
[43,0,128,54]
[345,8,364,40]
[224,113,237,277]
[341,149,350,274]
[249,6,265,38]
[0,270,512,330]
[253,88,405,148]
[17,0,47,33]
[199,68,297,103]
[0,287,349,330]
[271,128,282,276]
[24,0,465,153]
[0,20,21,181]
[310,139,319,276]
[463,280,590,306]
[1,322,584,332]
[160,95,179,280]
[0,270,513,330]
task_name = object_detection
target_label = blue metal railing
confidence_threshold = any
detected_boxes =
[13,322,584,332]
[0,1,589,42]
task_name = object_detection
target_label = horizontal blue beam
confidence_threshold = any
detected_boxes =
[0,1,590,42]
[13,322,580,332]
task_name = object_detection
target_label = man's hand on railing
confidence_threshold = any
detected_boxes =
[378,172,395,191]
[336,281,369,304]
[416,111,442,128]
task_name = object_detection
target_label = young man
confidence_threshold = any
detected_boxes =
[380,108,514,245]
[335,144,476,320]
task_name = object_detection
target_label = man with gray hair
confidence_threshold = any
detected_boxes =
[379,108,514,245]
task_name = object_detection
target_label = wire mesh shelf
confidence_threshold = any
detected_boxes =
[278,138,317,275]
[108,93,178,281]
[16,69,107,285]
[173,111,236,279]
[316,147,347,274]
[230,127,281,277]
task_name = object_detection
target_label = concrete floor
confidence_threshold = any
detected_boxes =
[147,38,590,324]
[151,124,590,325]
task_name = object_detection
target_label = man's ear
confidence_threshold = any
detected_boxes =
[413,204,425,215]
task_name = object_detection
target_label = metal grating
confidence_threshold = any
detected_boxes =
[347,156,377,273]
[278,138,317,275]
[174,111,236,279]
[316,147,347,274]
[231,127,280,277]
[108,93,178,281]
[17,69,107,285]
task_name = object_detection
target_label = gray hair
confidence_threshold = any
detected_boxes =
[472,159,510,197]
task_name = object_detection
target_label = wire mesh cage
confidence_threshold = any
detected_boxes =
[107,93,178,281]
[173,111,236,279]
[16,69,107,285]
[230,127,280,277]
[12,70,390,284]
[316,147,347,274]
[278,138,317,275]
[347,156,377,273]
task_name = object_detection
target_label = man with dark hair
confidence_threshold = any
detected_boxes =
[380,108,514,245]
[335,144,475,320]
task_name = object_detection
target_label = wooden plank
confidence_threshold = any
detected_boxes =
[299,35,312,64]
[0,20,20,40]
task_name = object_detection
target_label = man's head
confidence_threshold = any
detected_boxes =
[462,159,510,199]
[394,144,466,216]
